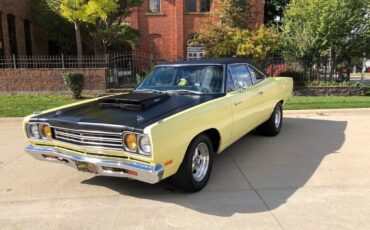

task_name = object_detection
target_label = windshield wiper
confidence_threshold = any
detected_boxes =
[164,90,204,95]
[134,89,164,94]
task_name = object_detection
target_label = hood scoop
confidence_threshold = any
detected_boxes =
[99,92,170,111]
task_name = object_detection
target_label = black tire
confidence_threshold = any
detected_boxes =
[257,103,283,136]
[172,134,214,192]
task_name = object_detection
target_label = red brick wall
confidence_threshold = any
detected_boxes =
[129,0,265,60]
[0,68,108,92]
[0,0,47,56]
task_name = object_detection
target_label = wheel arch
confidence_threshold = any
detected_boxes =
[192,128,221,154]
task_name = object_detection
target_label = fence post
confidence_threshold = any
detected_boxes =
[12,54,16,69]
[61,54,65,68]
[105,54,110,68]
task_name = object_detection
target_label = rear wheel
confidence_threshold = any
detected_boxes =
[172,134,213,192]
[257,103,283,136]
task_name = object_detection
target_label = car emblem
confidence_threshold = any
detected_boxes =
[137,115,144,123]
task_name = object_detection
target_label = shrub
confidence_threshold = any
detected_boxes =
[63,72,84,99]
[265,64,293,77]
[279,70,305,86]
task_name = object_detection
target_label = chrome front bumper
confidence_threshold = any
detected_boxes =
[25,145,164,184]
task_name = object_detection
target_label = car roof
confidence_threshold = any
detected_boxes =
[156,58,267,75]
[156,58,253,65]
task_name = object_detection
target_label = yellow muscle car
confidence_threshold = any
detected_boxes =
[24,59,293,192]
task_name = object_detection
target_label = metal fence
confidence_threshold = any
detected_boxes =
[259,55,352,86]
[0,54,109,69]
[0,52,355,87]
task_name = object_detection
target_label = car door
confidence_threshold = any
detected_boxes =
[247,64,275,123]
[228,64,265,141]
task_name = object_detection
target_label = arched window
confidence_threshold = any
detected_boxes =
[186,34,205,60]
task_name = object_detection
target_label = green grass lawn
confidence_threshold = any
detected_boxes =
[285,96,370,110]
[1,94,370,117]
[0,94,89,117]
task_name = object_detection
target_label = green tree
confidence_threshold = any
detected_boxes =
[197,0,280,61]
[30,0,76,54]
[235,26,280,61]
[281,0,370,71]
[87,0,142,54]
[46,0,118,56]
[264,0,290,25]
[218,0,250,28]
[198,24,280,61]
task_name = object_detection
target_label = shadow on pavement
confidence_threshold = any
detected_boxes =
[82,117,346,216]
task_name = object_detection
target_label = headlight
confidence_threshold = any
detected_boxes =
[40,124,52,139]
[26,123,40,139]
[139,135,151,155]
[123,133,137,152]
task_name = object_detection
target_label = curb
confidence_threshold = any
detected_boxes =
[285,108,370,116]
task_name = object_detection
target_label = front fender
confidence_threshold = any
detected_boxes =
[146,95,233,179]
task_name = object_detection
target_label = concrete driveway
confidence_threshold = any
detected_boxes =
[1,109,370,229]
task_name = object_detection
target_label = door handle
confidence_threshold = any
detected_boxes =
[258,91,264,95]
[234,101,242,106]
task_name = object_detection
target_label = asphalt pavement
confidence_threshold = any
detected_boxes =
[1,109,370,229]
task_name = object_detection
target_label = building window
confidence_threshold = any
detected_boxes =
[200,0,211,12]
[0,12,4,56]
[149,0,160,13]
[185,0,196,12]
[7,14,18,55]
[24,20,32,56]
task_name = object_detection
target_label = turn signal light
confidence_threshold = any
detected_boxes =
[124,134,137,151]
[41,125,52,139]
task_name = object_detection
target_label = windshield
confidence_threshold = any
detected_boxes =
[136,65,224,94]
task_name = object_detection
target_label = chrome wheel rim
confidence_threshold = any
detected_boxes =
[274,107,282,129]
[192,143,210,182]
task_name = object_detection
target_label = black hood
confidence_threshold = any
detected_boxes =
[30,92,222,133]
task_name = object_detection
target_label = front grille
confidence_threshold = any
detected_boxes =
[53,127,123,149]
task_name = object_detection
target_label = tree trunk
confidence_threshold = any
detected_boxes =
[74,22,83,55]
[361,55,366,82]
[74,21,83,67]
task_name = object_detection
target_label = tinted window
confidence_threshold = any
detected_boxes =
[226,71,236,92]
[200,0,211,12]
[248,65,265,84]
[186,0,196,12]
[0,11,4,56]
[229,64,253,88]
[24,20,32,56]
[7,14,17,55]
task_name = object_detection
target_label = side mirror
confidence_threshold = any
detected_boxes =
[237,82,247,92]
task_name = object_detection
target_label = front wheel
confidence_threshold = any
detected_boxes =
[257,103,283,136]
[172,134,213,192]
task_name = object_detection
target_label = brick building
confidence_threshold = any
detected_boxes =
[128,0,264,60]
[0,0,46,56]
[0,0,263,60]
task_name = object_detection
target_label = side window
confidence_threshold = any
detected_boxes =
[248,65,265,84]
[229,64,253,88]
[226,70,236,92]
